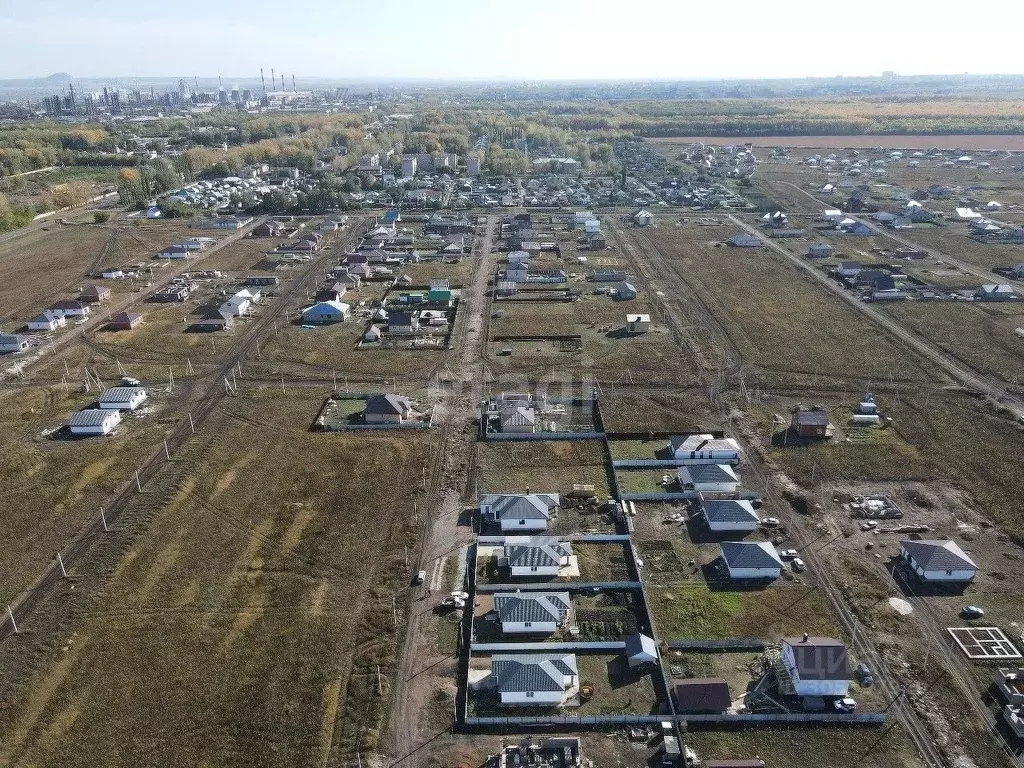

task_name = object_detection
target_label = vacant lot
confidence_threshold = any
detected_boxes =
[476,440,613,500]
[639,227,941,387]
[599,392,717,434]
[0,389,430,767]
[653,135,1024,150]
[0,383,177,607]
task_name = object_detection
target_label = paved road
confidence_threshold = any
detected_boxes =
[727,214,1024,421]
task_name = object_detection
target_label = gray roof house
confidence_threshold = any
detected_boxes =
[701,498,760,532]
[624,633,659,668]
[728,233,762,248]
[719,541,783,579]
[491,653,579,705]
[678,464,740,491]
[504,537,573,576]
[900,539,978,582]
[493,592,572,632]
[480,494,560,531]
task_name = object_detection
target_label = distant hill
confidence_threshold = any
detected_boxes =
[45,72,72,82]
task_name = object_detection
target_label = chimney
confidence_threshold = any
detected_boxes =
[802,632,809,643]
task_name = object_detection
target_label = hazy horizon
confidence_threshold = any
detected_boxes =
[4,0,1024,82]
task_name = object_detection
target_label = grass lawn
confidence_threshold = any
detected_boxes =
[477,441,614,500]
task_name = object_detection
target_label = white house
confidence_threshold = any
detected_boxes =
[48,300,90,318]
[481,494,560,531]
[899,539,978,582]
[364,394,415,423]
[301,300,350,324]
[996,668,1024,706]
[678,464,739,493]
[220,292,252,318]
[98,386,148,411]
[632,209,654,227]
[626,314,650,334]
[500,405,537,433]
[504,537,573,577]
[719,541,783,579]
[493,591,572,634]
[491,654,579,706]
[780,636,851,698]
[0,333,30,353]
[156,244,192,260]
[68,408,122,436]
[668,434,741,465]
[27,311,66,332]
[700,498,759,532]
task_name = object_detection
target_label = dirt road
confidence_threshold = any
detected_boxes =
[387,216,496,766]
[726,213,1024,421]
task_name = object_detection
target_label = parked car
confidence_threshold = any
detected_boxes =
[414,570,427,585]
[780,549,799,559]
[961,605,985,620]
[857,662,874,686]
[834,697,858,713]
[761,517,781,527]
[791,558,806,572]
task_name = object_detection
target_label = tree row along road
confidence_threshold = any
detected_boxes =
[726,213,1024,422]
[0,218,366,640]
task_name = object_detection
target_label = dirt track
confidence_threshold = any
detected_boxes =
[652,135,1024,150]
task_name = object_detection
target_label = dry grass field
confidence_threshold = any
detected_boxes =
[641,227,941,386]
[0,383,177,607]
[0,388,430,767]
[476,440,613,500]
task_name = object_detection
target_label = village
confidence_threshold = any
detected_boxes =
[2,129,1024,768]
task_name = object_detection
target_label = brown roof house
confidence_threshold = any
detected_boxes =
[107,311,143,331]
[791,406,830,439]
[80,285,111,303]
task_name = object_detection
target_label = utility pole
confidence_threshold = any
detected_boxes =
[189,413,195,433]
[57,552,67,578]
[100,506,108,532]
[136,470,142,492]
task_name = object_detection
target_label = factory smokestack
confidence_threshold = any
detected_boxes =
[260,68,266,93]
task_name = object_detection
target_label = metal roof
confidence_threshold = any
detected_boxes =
[782,637,851,680]
[98,387,146,405]
[701,499,758,524]
[481,494,558,521]
[672,677,731,712]
[493,592,571,624]
[68,409,120,427]
[794,409,829,426]
[505,539,573,569]
[720,541,782,569]
[624,633,658,661]
[901,539,978,571]
[679,464,739,485]
[492,654,577,693]
[365,394,412,415]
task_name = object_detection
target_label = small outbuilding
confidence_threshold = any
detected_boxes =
[672,677,731,713]
[0,333,30,353]
[624,633,659,668]
[626,314,650,334]
[68,408,122,436]
[791,407,830,438]
[98,386,148,411]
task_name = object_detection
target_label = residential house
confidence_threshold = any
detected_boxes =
[493,592,572,634]
[480,494,560,531]
[220,292,252,318]
[387,311,420,334]
[80,285,111,303]
[615,281,638,301]
[899,539,978,582]
[591,269,627,283]
[780,636,851,698]
[363,324,382,343]
[107,311,142,331]
[719,541,783,580]
[251,220,284,237]
[27,311,66,332]
[678,464,740,493]
[98,386,148,411]
[728,234,762,248]
[0,334,30,353]
[672,678,731,713]
[668,434,741,465]
[152,286,189,303]
[48,299,90,318]
[700,498,760,533]
[68,408,122,436]
[632,209,654,227]
[191,310,234,332]
[807,243,834,259]
[156,244,192,260]
[626,314,651,334]
[500,404,537,433]
[315,283,347,303]
[586,231,607,250]
[490,653,579,706]
[1012,264,1024,280]
[841,221,873,235]
[791,407,830,438]
[301,300,349,325]
[503,537,574,578]
[364,393,415,423]
[976,284,1016,301]
[836,262,862,278]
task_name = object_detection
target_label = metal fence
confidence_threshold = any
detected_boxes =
[471,641,626,652]
[475,581,644,593]
[667,639,766,651]
[484,431,604,442]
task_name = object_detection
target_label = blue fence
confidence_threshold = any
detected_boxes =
[471,641,625,652]
[613,459,688,468]
[485,431,605,441]
[464,712,885,728]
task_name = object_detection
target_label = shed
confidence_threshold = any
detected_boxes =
[728,234,762,248]
[672,678,731,713]
[626,314,651,334]
[81,285,111,303]
[624,633,658,668]
[0,333,30,353]
[616,281,638,301]
[791,407,830,438]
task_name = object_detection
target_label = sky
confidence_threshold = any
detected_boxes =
[3,0,1024,81]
